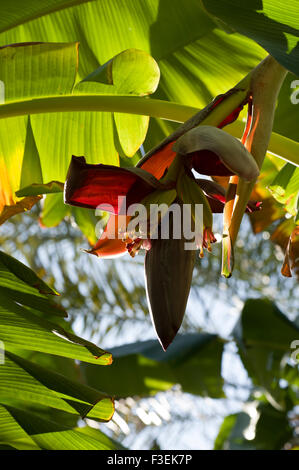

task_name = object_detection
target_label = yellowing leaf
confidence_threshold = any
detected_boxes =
[0,195,41,226]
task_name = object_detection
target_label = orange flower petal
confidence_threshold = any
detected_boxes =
[89,214,131,258]
[139,141,177,179]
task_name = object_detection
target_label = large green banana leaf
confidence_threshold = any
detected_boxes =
[0,403,124,450]
[0,250,120,449]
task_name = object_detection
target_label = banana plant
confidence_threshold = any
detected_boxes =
[0,1,298,348]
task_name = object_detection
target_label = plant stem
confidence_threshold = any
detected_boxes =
[0,95,199,122]
[229,56,288,248]
[0,89,298,167]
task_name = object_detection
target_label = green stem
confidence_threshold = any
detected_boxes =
[229,56,288,247]
[0,95,199,122]
[0,92,298,167]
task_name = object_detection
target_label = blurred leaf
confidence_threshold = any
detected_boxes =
[271,219,299,278]
[269,163,299,216]
[249,198,285,234]
[201,0,299,75]
[71,206,99,245]
[253,156,284,200]
[252,403,293,450]
[81,333,225,398]
[214,412,253,450]
[282,364,299,388]
[40,193,70,228]
[40,193,100,245]
[249,155,286,235]
[249,157,299,278]
[233,298,299,408]
[215,403,292,450]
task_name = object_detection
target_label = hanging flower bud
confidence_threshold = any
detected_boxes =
[144,208,196,350]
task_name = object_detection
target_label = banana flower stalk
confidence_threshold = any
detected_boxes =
[65,91,261,349]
